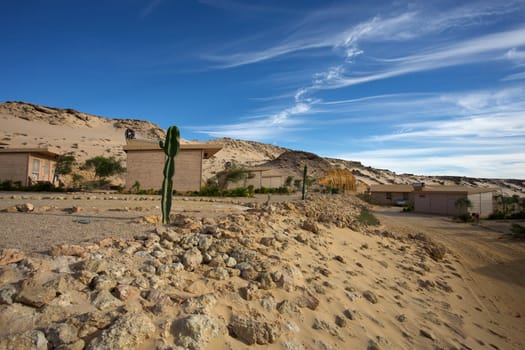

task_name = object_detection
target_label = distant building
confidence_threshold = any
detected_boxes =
[123,139,222,192]
[220,167,287,190]
[369,183,498,217]
[369,184,414,205]
[0,147,60,186]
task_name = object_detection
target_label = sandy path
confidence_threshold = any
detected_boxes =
[374,207,525,345]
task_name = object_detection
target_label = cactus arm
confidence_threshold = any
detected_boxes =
[160,126,180,224]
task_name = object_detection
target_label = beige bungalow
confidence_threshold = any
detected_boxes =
[369,184,415,205]
[123,139,222,192]
[414,186,497,218]
[369,183,497,217]
[0,147,60,186]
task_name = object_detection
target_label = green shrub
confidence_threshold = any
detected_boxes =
[510,223,525,237]
[83,156,125,179]
[29,181,56,192]
[508,212,525,219]
[255,186,289,195]
[456,213,473,222]
[357,193,372,204]
[402,204,414,212]
[488,211,505,220]
[194,185,254,197]
[357,207,380,226]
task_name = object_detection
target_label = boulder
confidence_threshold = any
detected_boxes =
[172,314,222,350]
[0,330,47,350]
[0,248,26,266]
[87,312,155,350]
[16,203,34,212]
[228,314,281,345]
[182,248,203,271]
[16,278,57,308]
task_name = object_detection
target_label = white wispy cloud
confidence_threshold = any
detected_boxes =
[193,102,311,141]
[196,2,525,178]
[340,150,525,178]
[502,71,525,81]
[205,1,521,68]
[140,0,164,18]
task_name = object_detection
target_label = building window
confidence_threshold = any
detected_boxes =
[403,192,409,200]
[42,160,49,181]
[386,192,392,200]
[32,159,40,181]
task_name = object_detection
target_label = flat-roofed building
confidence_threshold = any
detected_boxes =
[0,147,60,186]
[123,139,222,192]
[369,183,498,217]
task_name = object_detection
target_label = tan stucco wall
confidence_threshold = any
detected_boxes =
[126,149,203,192]
[0,153,29,185]
[415,193,464,216]
[371,192,412,205]
[468,192,494,218]
[414,191,494,217]
[261,176,284,188]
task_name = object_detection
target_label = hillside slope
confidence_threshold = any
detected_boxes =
[1,101,523,195]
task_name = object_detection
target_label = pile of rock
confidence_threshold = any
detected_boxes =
[1,194,366,349]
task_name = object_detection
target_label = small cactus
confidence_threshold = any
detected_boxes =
[302,165,308,200]
[160,126,180,224]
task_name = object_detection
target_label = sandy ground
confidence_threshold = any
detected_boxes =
[1,193,525,349]
[374,207,525,345]
[0,192,298,252]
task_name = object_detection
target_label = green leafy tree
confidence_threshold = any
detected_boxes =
[285,176,293,187]
[455,197,473,211]
[218,166,254,189]
[55,152,76,175]
[83,156,125,179]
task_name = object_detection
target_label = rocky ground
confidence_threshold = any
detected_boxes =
[1,193,524,349]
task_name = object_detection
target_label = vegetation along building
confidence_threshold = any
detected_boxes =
[123,139,222,192]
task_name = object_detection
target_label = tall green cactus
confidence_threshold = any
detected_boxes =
[302,165,307,200]
[160,126,180,224]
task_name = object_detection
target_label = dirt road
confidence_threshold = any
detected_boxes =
[374,207,525,337]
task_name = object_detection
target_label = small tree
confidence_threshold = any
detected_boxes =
[55,152,76,175]
[455,197,473,212]
[83,156,125,179]
[217,166,254,189]
[285,176,293,188]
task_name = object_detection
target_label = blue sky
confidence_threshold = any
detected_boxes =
[1,0,525,179]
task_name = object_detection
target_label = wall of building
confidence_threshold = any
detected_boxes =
[223,171,262,190]
[0,153,29,185]
[468,192,494,218]
[371,192,411,205]
[414,193,466,216]
[261,175,284,188]
[126,149,203,192]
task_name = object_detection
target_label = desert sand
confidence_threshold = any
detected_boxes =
[1,192,524,349]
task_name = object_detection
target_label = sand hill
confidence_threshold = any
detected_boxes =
[1,101,524,195]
